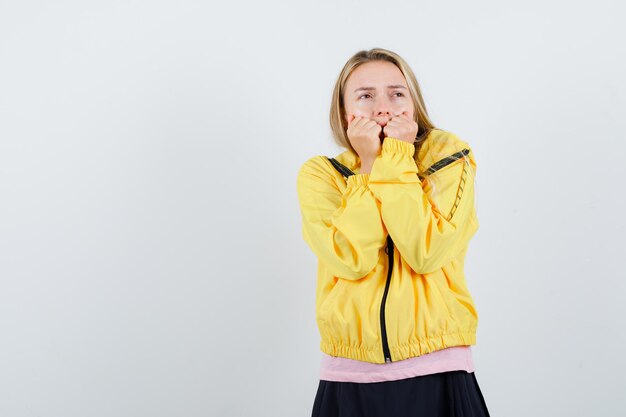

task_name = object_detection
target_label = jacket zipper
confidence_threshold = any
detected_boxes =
[381,235,394,363]
[325,157,397,363]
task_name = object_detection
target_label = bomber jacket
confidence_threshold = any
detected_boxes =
[296,129,480,364]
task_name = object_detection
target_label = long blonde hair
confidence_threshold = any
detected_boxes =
[329,48,437,163]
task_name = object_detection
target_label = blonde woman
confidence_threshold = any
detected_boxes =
[296,48,491,416]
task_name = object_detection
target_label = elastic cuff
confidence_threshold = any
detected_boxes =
[382,137,415,156]
[347,173,370,188]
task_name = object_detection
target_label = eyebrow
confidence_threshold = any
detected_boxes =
[353,85,407,93]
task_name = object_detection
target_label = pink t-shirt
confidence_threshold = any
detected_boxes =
[320,346,475,383]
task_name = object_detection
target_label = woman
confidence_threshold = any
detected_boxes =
[296,48,491,416]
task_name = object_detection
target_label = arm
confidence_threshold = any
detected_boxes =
[296,156,388,280]
[367,136,479,274]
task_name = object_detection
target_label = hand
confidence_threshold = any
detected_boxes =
[382,112,419,144]
[346,115,382,163]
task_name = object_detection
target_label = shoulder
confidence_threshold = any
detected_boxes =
[296,155,343,193]
[298,145,358,179]
[417,129,474,173]
[297,155,331,177]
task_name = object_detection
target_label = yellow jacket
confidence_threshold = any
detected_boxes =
[296,129,480,364]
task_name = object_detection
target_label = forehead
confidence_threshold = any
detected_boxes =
[345,61,407,89]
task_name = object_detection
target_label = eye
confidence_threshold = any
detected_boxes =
[358,94,372,99]
[393,92,405,97]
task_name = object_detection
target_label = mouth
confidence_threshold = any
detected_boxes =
[377,122,386,140]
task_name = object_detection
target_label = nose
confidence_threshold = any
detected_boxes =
[374,97,393,118]
[374,110,392,127]
[376,108,392,117]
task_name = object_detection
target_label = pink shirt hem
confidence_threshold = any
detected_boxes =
[319,346,475,383]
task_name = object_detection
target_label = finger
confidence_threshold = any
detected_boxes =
[358,118,378,131]
[385,119,403,128]
[364,119,378,128]
[391,117,413,129]
[352,116,368,128]
[347,116,364,132]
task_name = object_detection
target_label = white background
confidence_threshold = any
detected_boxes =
[1,1,624,416]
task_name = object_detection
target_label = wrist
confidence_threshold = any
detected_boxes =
[359,159,374,174]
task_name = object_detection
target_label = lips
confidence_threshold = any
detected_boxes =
[375,122,385,140]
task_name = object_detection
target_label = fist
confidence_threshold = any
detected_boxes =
[345,115,382,161]
[382,112,419,144]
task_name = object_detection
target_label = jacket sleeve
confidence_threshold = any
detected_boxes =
[367,137,479,275]
[296,156,388,280]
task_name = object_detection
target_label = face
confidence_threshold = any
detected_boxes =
[343,60,415,140]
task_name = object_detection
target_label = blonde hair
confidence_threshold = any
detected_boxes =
[329,48,437,163]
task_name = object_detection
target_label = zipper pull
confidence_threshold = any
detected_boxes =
[384,236,393,255]
[385,357,392,363]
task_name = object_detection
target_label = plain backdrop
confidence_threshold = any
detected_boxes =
[1,1,625,416]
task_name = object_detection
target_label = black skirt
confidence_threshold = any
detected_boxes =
[311,370,490,417]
